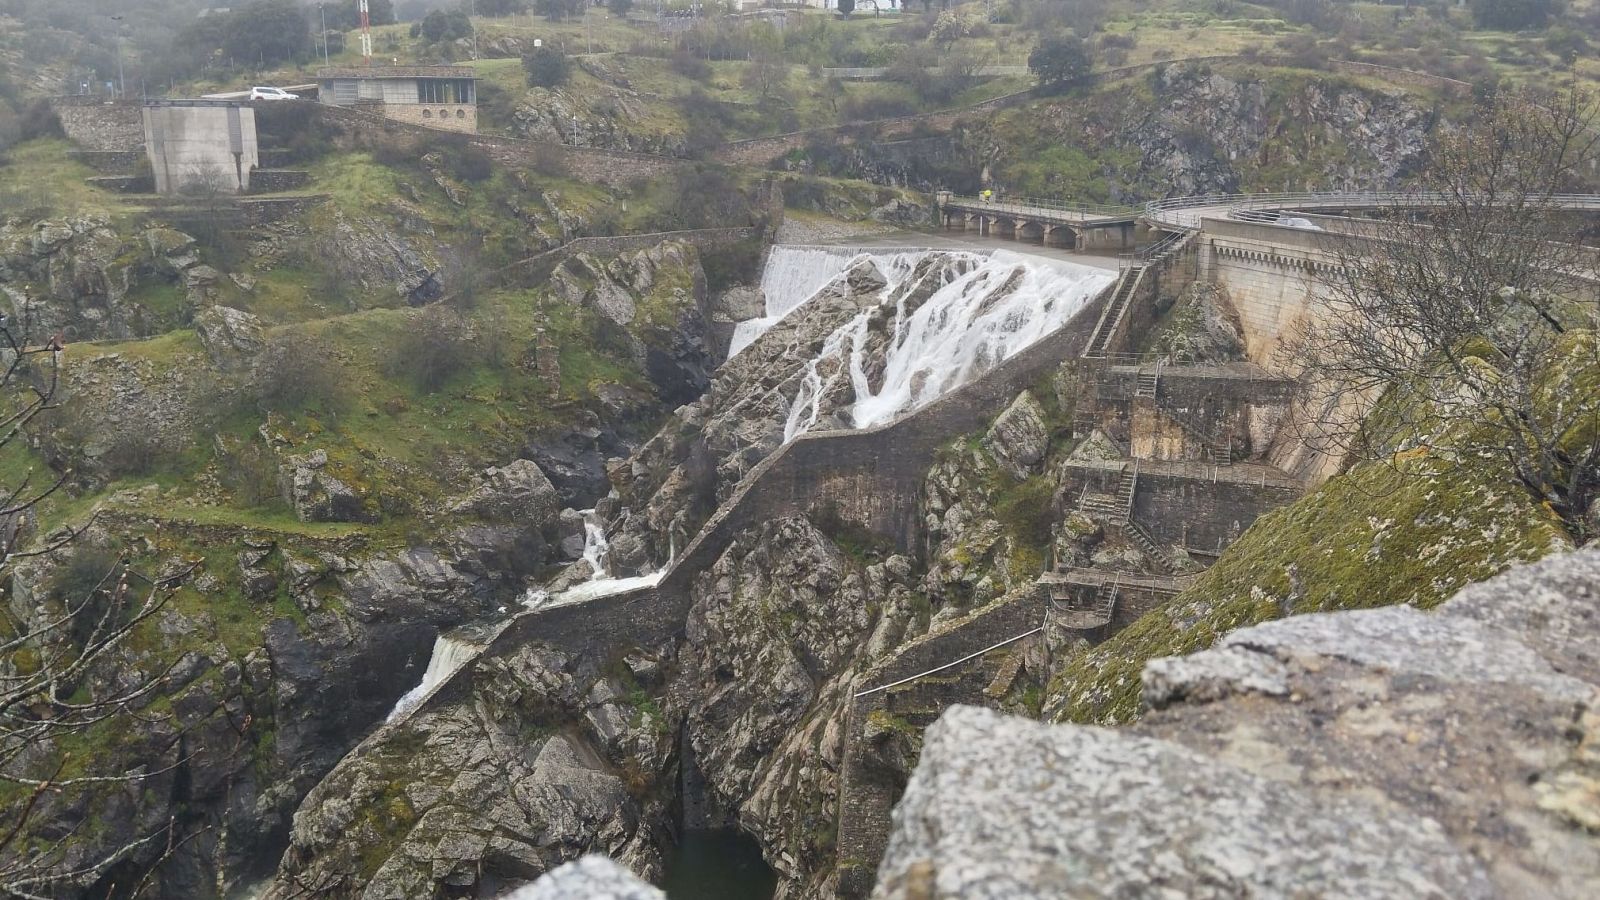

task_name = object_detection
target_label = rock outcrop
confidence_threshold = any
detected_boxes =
[873,548,1600,898]
[504,856,664,900]
[269,629,676,897]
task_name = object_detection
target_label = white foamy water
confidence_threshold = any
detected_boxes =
[519,508,671,609]
[783,249,1114,439]
[387,634,482,722]
[729,247,934,359]
[579,508,611,577]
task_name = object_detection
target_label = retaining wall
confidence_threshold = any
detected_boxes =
[50,97,144,151]
[312,104,687,188]
[68,149,145,173]
[836,590,1043,898]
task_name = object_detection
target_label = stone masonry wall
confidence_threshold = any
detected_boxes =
[313,104,686,188]
[50,97,144,151]
[836,589,1043,898]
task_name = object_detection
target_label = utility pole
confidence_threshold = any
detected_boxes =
[470,0,478,60]
[110,14,125,97]
[321,4,330,66]
[360,0,373,66]
[572,116,579,146]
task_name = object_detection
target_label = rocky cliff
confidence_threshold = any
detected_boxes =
[0,231,728,898]
[792,62,1439,198]
[874,547,1600,899]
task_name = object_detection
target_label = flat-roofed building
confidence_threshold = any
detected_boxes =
[316,66,477,133]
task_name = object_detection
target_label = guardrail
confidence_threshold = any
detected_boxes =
[944,194,1143,218]
[1145,191,1600,229]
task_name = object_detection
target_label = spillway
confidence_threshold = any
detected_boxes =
[781,249,1114,439]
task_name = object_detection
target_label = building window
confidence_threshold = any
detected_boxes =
[418,78,474,105]
[456,109,465,119]
[422,108,432,118]
[439,108,449,118]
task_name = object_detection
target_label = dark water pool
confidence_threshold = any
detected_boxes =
[661,828,777,900]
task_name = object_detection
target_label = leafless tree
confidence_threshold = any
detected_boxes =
[0,313,191,897]
[1284,86,1600,536]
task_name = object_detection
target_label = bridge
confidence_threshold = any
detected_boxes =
[934,192,1146,251]
[937,189,1600,254]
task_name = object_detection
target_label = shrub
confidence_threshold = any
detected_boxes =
[528,142,569,178]
[524,46,572,88]
[669,51,712,81]
[384,307,474,393]
[217,439,285,508]
[1028,33,1093,92]
[255,335,353,414]
[442,142,493,182]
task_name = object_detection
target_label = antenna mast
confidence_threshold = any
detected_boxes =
[359,0,373,66]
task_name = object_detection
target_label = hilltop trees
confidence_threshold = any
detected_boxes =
[1470,0,1560,30]
[170,0,313,72]
[417,7,474,42]
[1029,32,1092,91]
[478,0,532,15]
[1287,87,1600,538]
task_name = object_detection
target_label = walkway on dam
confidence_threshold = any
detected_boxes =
[1145,190,1600,230]
[940,195,1142,227]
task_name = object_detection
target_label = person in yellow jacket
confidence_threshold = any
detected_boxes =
[981,189,993,203]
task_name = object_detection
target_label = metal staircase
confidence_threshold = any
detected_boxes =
[1085,265,1146,357]
[1134,363,1161,399]
[1047,578,1119,628]
[1122,518,1179,576]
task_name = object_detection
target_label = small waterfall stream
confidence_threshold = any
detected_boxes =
[519,508,669,609]
[387,634,483,722]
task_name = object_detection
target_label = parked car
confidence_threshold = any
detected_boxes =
[249,86,299,101]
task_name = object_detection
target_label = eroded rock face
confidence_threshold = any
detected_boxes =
[874,548,1600,899]
[195,304,266,370]
[981,390,1049,481]
[676,518,918,893]
[279,449,371,523]
[270,635,676,898]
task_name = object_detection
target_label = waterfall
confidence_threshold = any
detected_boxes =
[730,246,933,359]
[579,508,610,578]
[387,634,482,723]
[783,249,1115,437]
[518,507,666,610]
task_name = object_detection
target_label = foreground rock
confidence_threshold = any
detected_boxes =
[873,548,1600,898]
[504,856,663,900]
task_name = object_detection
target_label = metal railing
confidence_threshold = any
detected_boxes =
[852,628,1043,699]
[1145,190,1600,229]
[944,194,1143,219]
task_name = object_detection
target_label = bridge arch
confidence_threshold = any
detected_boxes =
[1017,220,1046,243]
[1044,224,1077,249]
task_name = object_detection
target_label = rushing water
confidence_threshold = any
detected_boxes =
[386,634,483,722]
[519,508,670,610]
[661,829,778,900]
[781,248,1114,440]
